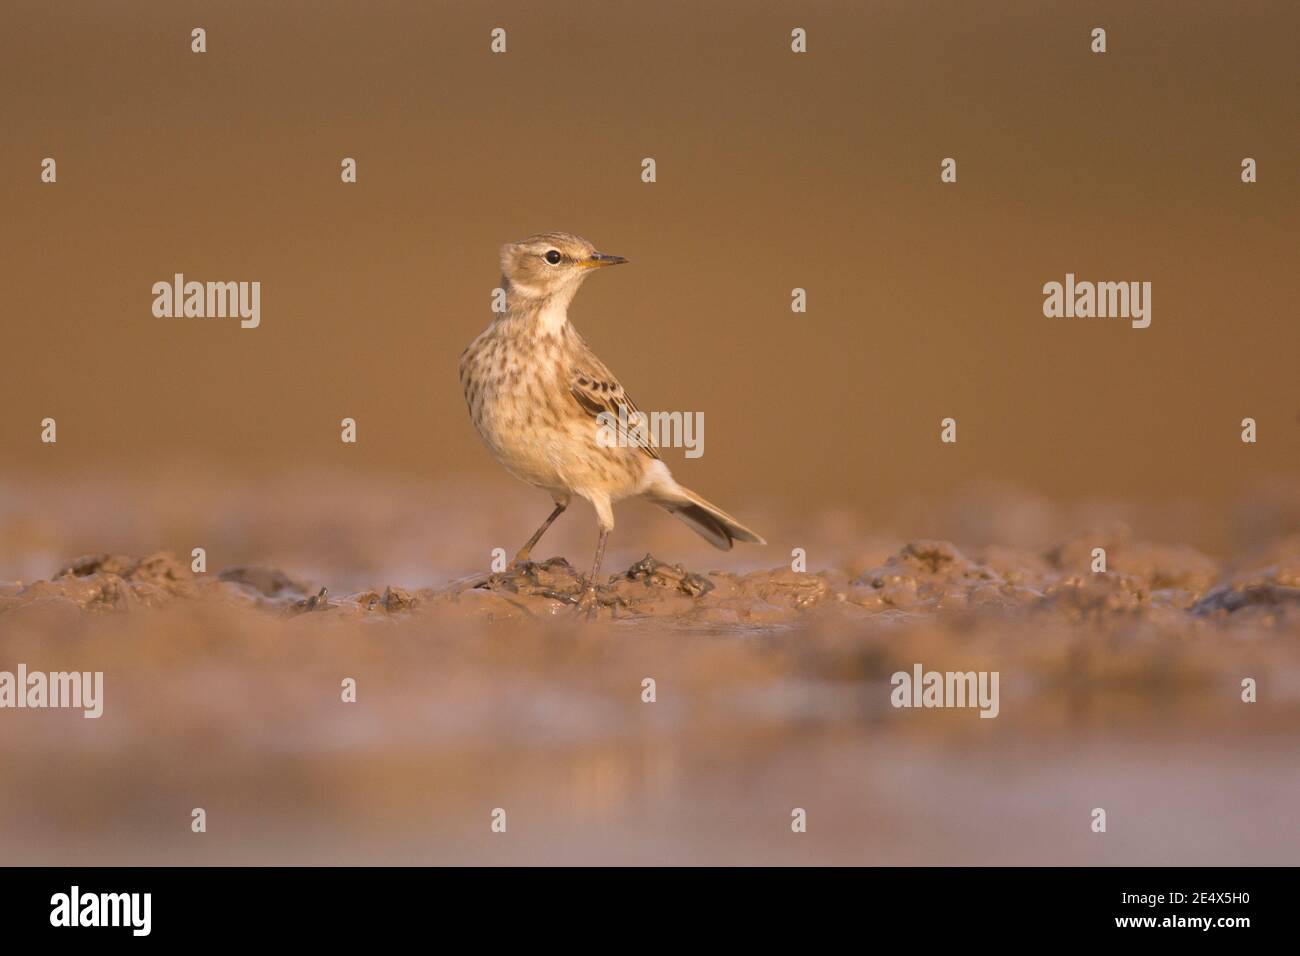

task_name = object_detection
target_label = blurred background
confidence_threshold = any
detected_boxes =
[2,0,1298,576]
[1,0,1298,866]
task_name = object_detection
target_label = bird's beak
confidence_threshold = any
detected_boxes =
[580,252,628,269]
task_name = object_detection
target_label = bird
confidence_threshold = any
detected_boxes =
[459,231,765,611]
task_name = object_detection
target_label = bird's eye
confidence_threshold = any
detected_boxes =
[545,250,562,265]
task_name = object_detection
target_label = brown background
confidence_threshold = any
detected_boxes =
[2,1,1298,869]
[3,0,1297,557]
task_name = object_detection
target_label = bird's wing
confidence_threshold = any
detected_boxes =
[567,349,661,461]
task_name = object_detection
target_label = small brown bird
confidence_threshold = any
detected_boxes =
[459,232,765,609]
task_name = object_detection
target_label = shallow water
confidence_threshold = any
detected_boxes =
[1,477,1298,864]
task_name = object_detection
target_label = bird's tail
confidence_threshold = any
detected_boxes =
[646,481,766,551]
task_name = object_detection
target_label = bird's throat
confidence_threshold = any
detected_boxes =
[533,296,572,335]
[503,283,577,336]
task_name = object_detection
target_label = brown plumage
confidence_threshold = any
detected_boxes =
[459,232,765,610]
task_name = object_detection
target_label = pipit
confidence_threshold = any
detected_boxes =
[459,232,765,611]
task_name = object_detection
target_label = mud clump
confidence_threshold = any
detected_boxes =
[219,566,312,598]
[849,540,1005,612]
[14,551,204,611]
[287,587,333,615]
[401,554,840,626]
[344,585,418,614]
[841,533,1287,628]
[454,554,718,619]
[623,554,714,597]
[2,533,1299,635]
[1191,584,1300,617]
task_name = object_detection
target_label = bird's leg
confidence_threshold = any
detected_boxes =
[513,501,568,566]
[576,527,609,615]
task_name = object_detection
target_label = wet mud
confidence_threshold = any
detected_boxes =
[2,496,1298,865]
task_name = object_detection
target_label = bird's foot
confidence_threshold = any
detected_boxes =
[575,585,601,618]
[488,553,538,583]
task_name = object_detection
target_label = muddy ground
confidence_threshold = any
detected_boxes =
[1,477,1298,864]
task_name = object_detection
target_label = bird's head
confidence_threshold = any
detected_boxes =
[499,232,627,303]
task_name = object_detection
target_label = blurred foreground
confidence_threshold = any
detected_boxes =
[1,475,1298,864]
